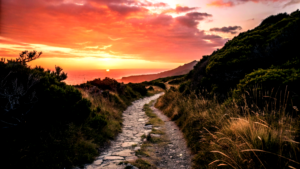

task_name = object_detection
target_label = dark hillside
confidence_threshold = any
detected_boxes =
[121,60,198,83]
[156,10,300,169]
[191,10,300,98]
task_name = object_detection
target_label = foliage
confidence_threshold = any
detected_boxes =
[127,83,148,96]
[156,90,300,169]
[168,77,184,85]
[0,51,144,169]
[190,10,300,99]
[148,86,154,91]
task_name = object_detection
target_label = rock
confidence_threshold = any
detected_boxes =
[122,142,137,147]
[134,146,141,151]
[103,156,124,160]
[144,125,153,129]
[99,163,123,169]
[150,134,161,138]
[144,130,151,136]
[93,159,103,166]
[126,156,138,162]
[112,149,133,157]
[138,119,145,122]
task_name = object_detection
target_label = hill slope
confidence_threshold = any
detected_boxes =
[121,60,198,83]
[190,10,300,98]
[155,9,300,169]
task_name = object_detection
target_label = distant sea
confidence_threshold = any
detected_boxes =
[64,69,168,85]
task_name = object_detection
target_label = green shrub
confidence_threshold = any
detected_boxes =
[190,10,300,97]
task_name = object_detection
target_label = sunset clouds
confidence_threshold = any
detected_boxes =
[0,0,226,64]
[0,0,298,70]
[207,0,287,7]
[210,26,242,34]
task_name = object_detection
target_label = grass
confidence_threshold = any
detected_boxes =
[131,159,157,169]
[143,101,164,126]
[79,89,124,140]
[131,101,168,168]
[155,89,300,169]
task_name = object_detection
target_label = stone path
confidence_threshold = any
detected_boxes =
[150,105,192,169]
[82,93,164,169]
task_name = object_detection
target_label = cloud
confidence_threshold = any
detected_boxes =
[176,12,212,28]
[107,4,147,15]
[207,0,287,7]
[0,0,227,63]
[283,0,300,7]
[209,26,242,34]
[163,5,199,14]
[207,0,234,7]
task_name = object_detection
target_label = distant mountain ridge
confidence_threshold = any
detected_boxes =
[121,60,198,83]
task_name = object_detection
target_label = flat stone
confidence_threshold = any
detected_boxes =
[150,134,161,138]
[122,142,137,147]
[134,146,141,151]
[112,149,133,157]
[138,119,145,122]
[103,156,124,160]
[144,125,153,129]
[98,163,123,169]
[93,159,103,166]
[126,156,138,162]
[135,132,144,137]
[144,130,151,136]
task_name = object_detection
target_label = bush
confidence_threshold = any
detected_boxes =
[168,78,183,84]
[179,81,190,93]
[127,83,148,96]
[0,51,139,169]
[148,86,154,90]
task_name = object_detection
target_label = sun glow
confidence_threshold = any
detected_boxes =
[106,69,110,72]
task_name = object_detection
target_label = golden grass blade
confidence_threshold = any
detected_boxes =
[204,127,217,139]
[283,139,299,144]
[214,132,225,135]
[209,159,236,169]
[241,149,300,164]
[289,166,297,169]
[208,160,220,165]
[237,133,266,169]
[217,137,233,143]
[256,117,269,125]
[230,118,249,123]
[218,164,228,166]
[254,122,270,128]
[210,151,241,169]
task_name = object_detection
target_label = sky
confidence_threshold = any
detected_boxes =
[0,0,299,71]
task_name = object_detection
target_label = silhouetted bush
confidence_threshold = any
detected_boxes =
[148,86,154,90]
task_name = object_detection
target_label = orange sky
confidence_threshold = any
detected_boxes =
[0,0,299,71]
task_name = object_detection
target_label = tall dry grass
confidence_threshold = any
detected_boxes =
[155,89,300,169]
[79,89,123,139]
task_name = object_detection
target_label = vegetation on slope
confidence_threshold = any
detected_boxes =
[156,90,300,168]
[155,9,300,169]
[0,51,149,169]
[191,10,300,100]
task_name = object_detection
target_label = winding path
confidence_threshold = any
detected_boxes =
[81,93,192,169]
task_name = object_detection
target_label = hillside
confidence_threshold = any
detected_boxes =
[155,9,300,169]
[189,10,300,98]
[121,60,198,83]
